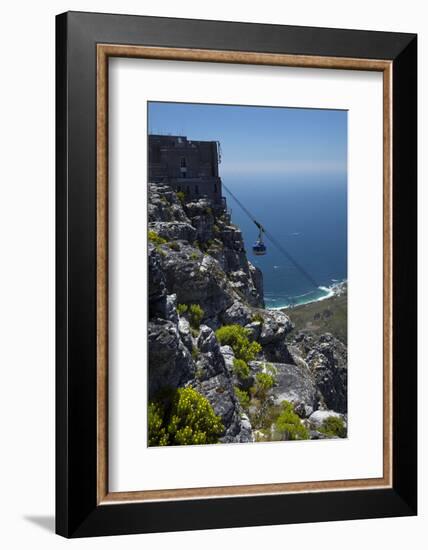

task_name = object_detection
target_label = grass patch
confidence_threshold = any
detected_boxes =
[286,290,347,344]
[318,416,347,438]
[148,230,168,246]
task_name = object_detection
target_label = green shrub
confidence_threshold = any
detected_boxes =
[251,312,264,325]
[195,366,205,380]
[177,191,186,204]
[233,358,250,380]
[189,304,204,330]
[148,230,168,246]
[274,401,309,441]
[148,388,224,446]
[265,363,277,380]
[191,346,200,360]
[177,303,188,316]
[215,324,261,363]
[252,372,275,399]
[148,402,169,446]
[190,251,199,261]
[168,241,180,251]
[319,416,347,438]
[234,387,250,410]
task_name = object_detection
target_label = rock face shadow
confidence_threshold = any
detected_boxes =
[24,515,55,533]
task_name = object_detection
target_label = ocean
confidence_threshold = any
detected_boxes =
[223,175,347,309]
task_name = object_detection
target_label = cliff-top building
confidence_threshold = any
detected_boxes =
[148,134,223,205]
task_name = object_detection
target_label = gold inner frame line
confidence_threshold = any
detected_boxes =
[96,44,393,505]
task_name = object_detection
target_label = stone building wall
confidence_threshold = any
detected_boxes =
[148,134,223,204]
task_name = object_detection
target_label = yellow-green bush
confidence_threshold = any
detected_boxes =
[319,416,346,438]
[274,401,309,441]
[233,358,250,380]
[251,312,264,325]
[168,241,180,251]
[189,304,204,330]
[251,371,275,400]
[177,303,188,315]
[234,387,250,410]
[148,387,224,446]
[215,324,261,363]
[148,402,169,446]
[148,230,167,246]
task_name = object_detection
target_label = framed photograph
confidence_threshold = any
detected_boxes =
[56,11,417,538]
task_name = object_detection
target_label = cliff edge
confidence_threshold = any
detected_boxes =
[148,183,347,444]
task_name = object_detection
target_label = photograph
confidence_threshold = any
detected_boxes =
[147,101,348,446]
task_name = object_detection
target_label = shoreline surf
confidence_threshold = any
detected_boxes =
[265,280,347,311]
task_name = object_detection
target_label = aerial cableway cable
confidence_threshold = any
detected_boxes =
[222,182,319,290]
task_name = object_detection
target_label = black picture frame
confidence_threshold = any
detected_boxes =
[56,11,417,538]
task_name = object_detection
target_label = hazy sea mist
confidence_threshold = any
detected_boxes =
[223,174,347,309]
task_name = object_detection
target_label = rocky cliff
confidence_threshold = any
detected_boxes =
[148,183,347,444]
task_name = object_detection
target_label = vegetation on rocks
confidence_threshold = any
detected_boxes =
[233,358,250,381]
[234,386,250,410]
[147,183,347,445]
[252,371,275,400]
[148,387,224,446]
[189,304,204,330]
[176,191,186,204]
[177,303,188,315]
[176,302,204,332]
[251,312,264,325]
[215,324,261,363]
[319,415,347,438]
[274,401,309,441]
[286,286,347,344]
[148,230,168,246]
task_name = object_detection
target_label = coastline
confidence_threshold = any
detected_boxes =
[266,280,347,311]
[281,281,348,344]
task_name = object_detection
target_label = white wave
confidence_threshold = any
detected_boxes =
[266,279,347,310]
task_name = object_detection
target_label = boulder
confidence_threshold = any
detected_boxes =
[165,294,178,324]
[244,321,262,341]
[148,243,167,319]
[221,301,252,326]
[161,243,233,319]
[308,410,345,430]
[178,316,192,351]
[197,325,220,354]
[248,262,264,307]
[220,345,235,375]
[305,333,347,413]
[148,319,195,398]
[185,198,215,243]
[149,221,197,243]
[259,309,293,344]
[194,372,253,443]
[148,183,190,223]
[250,361,317,418]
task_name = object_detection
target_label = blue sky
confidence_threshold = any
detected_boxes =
[148,102,347,180]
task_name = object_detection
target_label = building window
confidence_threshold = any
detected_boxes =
[180,157,187,168]
[195,185,199,195]
[214,183,217,193]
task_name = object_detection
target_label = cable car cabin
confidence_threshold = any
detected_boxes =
[252,240,267,256]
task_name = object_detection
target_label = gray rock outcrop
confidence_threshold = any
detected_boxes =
[147,182,347,444]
